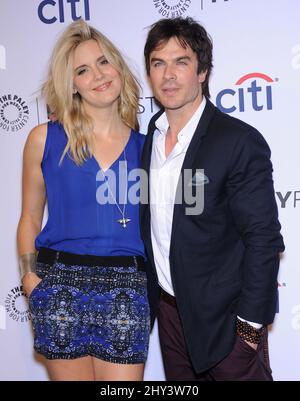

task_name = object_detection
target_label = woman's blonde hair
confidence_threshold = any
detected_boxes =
[42,19,140,165]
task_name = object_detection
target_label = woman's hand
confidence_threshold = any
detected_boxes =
[22,272,42,298]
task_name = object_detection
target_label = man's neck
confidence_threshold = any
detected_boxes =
[165,95,204,140]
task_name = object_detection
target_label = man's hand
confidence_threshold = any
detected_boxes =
[244,340,258,351]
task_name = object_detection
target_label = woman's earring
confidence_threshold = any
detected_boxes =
[73,88,77,95]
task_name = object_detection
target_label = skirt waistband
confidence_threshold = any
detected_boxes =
[37,247,146,272]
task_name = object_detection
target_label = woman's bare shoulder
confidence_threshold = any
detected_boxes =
[24,123,48,161]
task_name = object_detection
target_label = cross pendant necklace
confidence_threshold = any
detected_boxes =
[101,165,130,228]
[98,134,130,228]
[117,217,131,228]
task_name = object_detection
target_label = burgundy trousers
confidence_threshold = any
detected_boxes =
[158,291,273,381]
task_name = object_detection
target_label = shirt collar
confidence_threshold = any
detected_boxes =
[154,97,207,147]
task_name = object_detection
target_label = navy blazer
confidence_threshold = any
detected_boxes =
[140,99,285,373]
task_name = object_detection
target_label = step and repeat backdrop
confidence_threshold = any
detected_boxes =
[0,0,299,380]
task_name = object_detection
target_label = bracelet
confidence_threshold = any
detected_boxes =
[19,253,36,281]
[236,318,265,344]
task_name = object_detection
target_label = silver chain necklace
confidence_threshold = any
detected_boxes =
[99,136,130,228]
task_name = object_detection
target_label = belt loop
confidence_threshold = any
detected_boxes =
[133,256,138,269]
[54,251,60,264]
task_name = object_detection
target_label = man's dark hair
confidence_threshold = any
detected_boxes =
[144,17,213,98]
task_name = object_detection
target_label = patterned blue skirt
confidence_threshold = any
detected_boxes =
[29,250,150,364]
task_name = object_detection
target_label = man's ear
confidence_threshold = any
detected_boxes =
[198,70,207,83]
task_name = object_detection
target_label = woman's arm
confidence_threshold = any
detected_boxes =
[17,123,47,295]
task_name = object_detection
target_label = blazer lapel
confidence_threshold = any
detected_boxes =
[170,100,216,252]
[140,101,216,267]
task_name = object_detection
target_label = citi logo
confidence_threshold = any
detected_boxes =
[38,0,90,24]
[216,72,276,114]
[0,45,6,70]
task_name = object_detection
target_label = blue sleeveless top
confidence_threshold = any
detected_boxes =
[35,121,146,257]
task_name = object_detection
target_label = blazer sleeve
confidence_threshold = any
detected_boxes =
[226,128,285,325]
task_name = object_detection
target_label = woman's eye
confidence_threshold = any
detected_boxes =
[77,69,86,76]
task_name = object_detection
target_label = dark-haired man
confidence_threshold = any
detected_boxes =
[141,17,284,381]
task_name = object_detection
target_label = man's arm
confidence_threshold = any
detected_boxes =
[226,128,284,325]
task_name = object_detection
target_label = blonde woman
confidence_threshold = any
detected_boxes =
[17,20,150,381]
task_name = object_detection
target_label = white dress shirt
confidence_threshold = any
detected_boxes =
[150,98,206,296]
